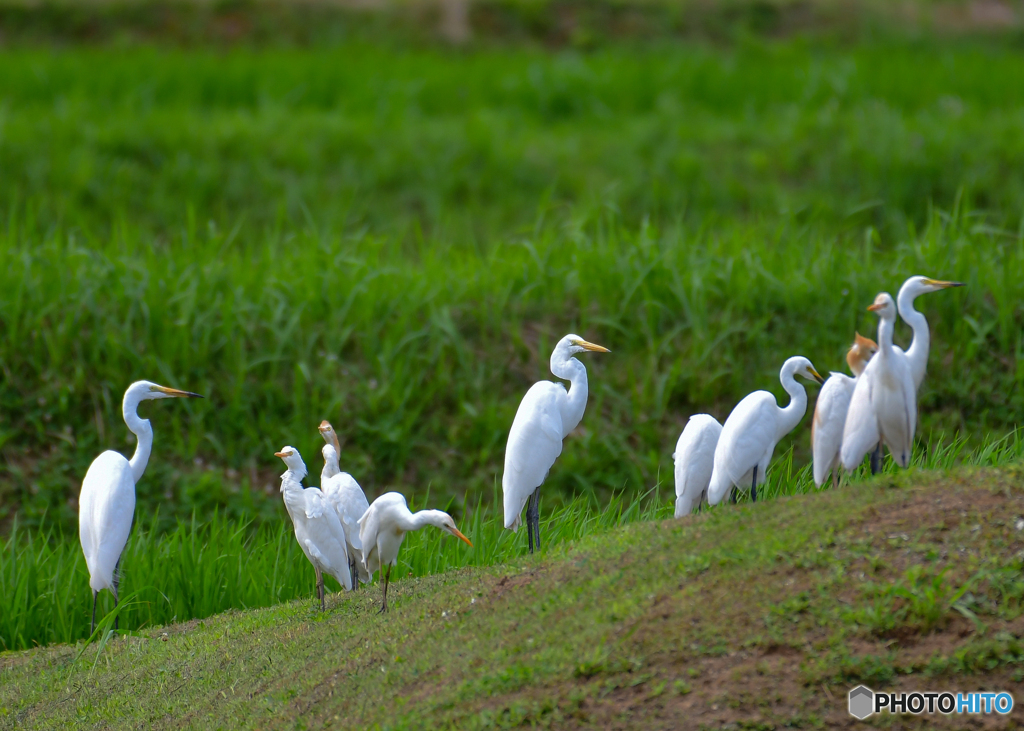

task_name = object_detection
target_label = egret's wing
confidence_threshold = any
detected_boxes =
[673,415,722,517]
[840,367,880,471]
[304,501,353,591]
[335,472,369,551]
[502,382,566,531]
[79,451,136,593]
[708,393,776,504]
[304,488,328,520]
[358,493,406,578]
[812,374,855,486]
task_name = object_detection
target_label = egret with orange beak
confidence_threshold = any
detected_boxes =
[79,380,203,633]
[841,293,917,474]
[502,333,610,553]
[358,492,472,613]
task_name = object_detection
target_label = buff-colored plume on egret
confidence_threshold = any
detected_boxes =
[502,333,609,553]
[672,414,722,517]
[358,493,472,613]
[841,293,917,474]
[78,380,202,633]
[708,357,824,505]
[319,420,370,588]
[811,333,877,489]
[275,447,352,611]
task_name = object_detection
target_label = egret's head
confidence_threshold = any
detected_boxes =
[554,333,611,360]
[785,356,825,385]
[274,446,307,477]
[318,420,341,451]
[847,332,878,376]
[127,380,204,403]
[867,292,897,320]
[437,513,473,547]
[901,275,965,298]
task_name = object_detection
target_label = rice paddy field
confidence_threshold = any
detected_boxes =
[1,0,1024,654]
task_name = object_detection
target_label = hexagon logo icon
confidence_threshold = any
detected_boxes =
[848,685,874,720]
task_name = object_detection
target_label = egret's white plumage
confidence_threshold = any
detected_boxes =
[708,357,824,505]
[841,293,917,472]
[672,414,722,517]
[275,446,352,611]
[811,333,877,488]
[318,420,370,586]
[502,333,609,553]
[893,276,964,390]
[358,492,472,612]
[78,380,202,631]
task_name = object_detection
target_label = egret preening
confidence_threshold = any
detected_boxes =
[811,333,877,489]
[895,276,964,390]
[841,293,917,474]
[275,447,352,611]
[708,357,824,505]
[502,333,610,553]
[359,492,472,613]
[319,420,370,589]
[79,380,202,633]
[673,414,722,517]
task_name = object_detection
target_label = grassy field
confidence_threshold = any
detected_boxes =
[4,463,1024,728]
[4,430,1020,651]
[2,39,1023,535]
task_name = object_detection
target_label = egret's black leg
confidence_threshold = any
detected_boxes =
[378,565,391,614]
[832,466,840,491]
[526,509,534,555]
[730,488,737,504]
[91,591,98,634]
[351,557,359,591]
[112,557,122,632]
[751,466,758,503]
[870,442,883,475]
[314,566,324,611]
[526,489,540,554]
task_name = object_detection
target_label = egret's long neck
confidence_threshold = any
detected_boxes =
[877,314,896,362]
[551,356,589,438]
[123,394,154,484]
[897,288,928,386]
[776,368,809,439]
[402,509,448,533]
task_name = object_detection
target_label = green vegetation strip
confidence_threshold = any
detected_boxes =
[3,463,1024,729]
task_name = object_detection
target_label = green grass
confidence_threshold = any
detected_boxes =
[2,39,1023,531]
[4,429,1021,651]
[4,462,1024,728]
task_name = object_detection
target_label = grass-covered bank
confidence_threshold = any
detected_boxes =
[4,463,1024,729]
[4,431,1021,652]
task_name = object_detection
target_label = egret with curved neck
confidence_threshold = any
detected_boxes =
[708,356,824,505]
[895,276,963,390]
[79,380,202,632]
[318,420,370,589]
[841,293,917,473]
[502,333,610,553]
[359,492,472,613]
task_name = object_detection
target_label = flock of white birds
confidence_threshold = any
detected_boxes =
[76,275,960,625]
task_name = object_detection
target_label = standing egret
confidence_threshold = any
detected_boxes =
[894,276,964,390]
[79,380,202,633]
[318,420,370,589]
[672,414,722,517]
[503,333,610,553]
[811,333,877,489]
[275,447,352,611]
[708,357,824,505]
[358,492,472,613]
[841,293,917,474]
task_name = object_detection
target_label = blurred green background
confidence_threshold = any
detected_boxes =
[1,0,1022,533]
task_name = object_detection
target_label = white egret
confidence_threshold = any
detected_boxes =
[318,420,370,589]
[707,357,824,505]
[358,492,472,613]
[502,333,610,553]
[811,333,877,488]
[275,446,352,611]
[894,276,964,390]
[672,414,722,517]
[841,293,917,474]
[79,380,202,632]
